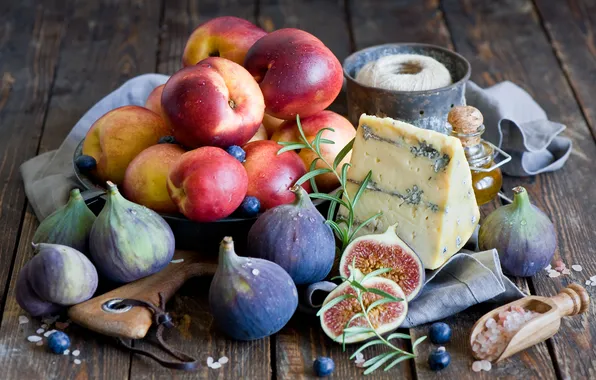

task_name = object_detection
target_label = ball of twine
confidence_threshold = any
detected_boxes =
[355,54,452,92]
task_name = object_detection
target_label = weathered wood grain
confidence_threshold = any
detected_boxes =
[129,1,271,379]
[0,0,66,316]
[533,0,596,138]
[0,0,163,379]
[442,0,596,379]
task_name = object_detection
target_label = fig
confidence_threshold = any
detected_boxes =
[209,237,298,341]
[319,269,407,343]
[479,186,556,277]
[16,243,98,316]
[89,181,175,283]
[246,185,335,285]
[339,224,425,301]
[32,188,96,254]
[15,262,62,317]
[28,243,98,305]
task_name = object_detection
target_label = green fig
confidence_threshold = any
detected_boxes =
[32,188,96,254]
[89,181,175,283]
[479,186,556,277]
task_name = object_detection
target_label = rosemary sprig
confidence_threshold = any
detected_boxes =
[277,115,381,252]
[316,267,426,375]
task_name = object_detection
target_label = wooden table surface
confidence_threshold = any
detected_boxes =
[1,0,595,379]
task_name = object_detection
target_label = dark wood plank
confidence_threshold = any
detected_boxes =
[0,0,163,378]
[157,0,255,75]
[533,0,596,138]
[129,1,272,379]
[0,0,65,314]
[258,0,352,62]
[443,0,596,379]
[349,0,557,378]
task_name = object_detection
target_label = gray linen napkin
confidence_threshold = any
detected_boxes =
[466,81,572,176]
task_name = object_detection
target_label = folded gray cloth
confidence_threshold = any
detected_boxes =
[466,81,572,176]
[20,74,169,220]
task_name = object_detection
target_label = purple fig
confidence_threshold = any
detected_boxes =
[32,188,96,254]
[28,243,98,306]
[15,262,62,317]
[479,186,556,277]
[89,182,175,283]
[209,237,298,341]
[246,185,335,285]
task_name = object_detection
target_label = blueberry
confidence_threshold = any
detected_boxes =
[429,322,452,344]
[428,347,450,371]
[47,331,70,354]
[158,135,177,144]
[238,196,260,217]
[226,145,246,162]
[75,155,97,173]
[313,356,335,377]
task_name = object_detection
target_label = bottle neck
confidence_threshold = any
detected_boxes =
[449,125,493,169]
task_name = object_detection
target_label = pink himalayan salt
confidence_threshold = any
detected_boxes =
[471,305,541,362]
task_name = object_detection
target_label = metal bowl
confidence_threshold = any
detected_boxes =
[73,140,331,253]
[343,43,471,134]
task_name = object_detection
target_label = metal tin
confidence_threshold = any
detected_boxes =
[343,43,471,134]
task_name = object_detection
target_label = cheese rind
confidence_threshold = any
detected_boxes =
[338,114,480,269]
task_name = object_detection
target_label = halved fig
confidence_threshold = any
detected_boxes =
[319,270,407,344]
[340,224,425,301]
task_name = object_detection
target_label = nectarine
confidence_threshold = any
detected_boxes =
[162,57,265,149]
[144,84,165,120]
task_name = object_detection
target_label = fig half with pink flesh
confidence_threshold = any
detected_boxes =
[340,224,425,302]
[319,269,407,343]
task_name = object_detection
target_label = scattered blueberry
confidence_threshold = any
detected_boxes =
[428,347,451,371]
[429,322,452,344]
[75,155,97,173]
[226,145,246,162]
[158,135,177,144]
[238,196,261,217]
[313,356,335,377]
[47,331,70,354]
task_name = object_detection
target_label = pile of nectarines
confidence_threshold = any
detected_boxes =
[81,16,355,223]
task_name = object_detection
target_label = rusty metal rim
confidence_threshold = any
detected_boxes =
[343,42,472,95]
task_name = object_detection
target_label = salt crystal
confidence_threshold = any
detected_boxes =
[44,330,56,337]
[481,360,492,371]
[170,259,184,264]
[437,346,445,352]
[36,328,44,334]
[472,361,483,372]
[36,341,43,346]
[72,349,80,357]
[27,336,42,343]
[252,269,260,276]
[207,357,214,367]
[586,280,591,286]
[544,264,552,271]
[18,316,29,325]
[590,275,596,281]
[41,324,48,329]
[591,281,596,286]
[562,269,571,275]
[74,359,81,365]
[211,362,222,369]
[548,271,561,278]
[355,352,364,361]
[572,265,582,272]
[63,349,70,355]
[218,356,229,364]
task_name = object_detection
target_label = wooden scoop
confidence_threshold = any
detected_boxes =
[68,250,217,339]
[470,283,589,362]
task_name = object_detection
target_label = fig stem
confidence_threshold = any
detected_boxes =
[219,237,239,268]
[290,185,309,208]
[69,188,83,200]
[512,186,531,211]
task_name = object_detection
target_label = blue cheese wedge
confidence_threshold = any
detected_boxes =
[338,114,480,269]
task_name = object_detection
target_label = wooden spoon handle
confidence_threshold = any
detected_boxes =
[68,250,217,339]
[551,283,590,316]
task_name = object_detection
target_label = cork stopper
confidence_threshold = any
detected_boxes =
[448,106,484,147]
